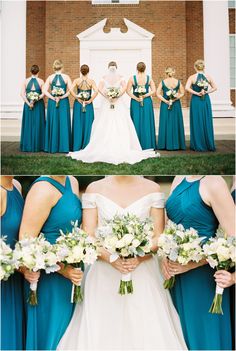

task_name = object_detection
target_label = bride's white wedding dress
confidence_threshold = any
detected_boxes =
[67,77,159,165]
[58,193,187,350]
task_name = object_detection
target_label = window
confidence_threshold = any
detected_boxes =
[92,0,139,5]
[228,0,236,8]
[230,35,235,89]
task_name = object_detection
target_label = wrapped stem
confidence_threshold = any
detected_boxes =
[163,276,175,289]
[82,101,86,113]
[209,284,224,315]
[28,281,38,306]
[119,273,133,295]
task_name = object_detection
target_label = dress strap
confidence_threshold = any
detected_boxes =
[52,74,65,86]
[133,75,138,86]
[32,176,66,194]
[65,176,72,191]
[146,75,150,85]
[27,77,40,91]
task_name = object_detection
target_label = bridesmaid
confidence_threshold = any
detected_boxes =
[19,176,83,350]
[1,176,25,350]
[156,67,186,150]
[70,64,98,151]
[186,59,217,151]
[163,175,234,350]
[44,60,72,153]
[127,62,157,150]
[20,65,45,152]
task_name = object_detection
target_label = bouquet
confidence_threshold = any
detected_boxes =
[166,89,178,110]
[203,235,236,314]
[0,237,17,281]
[197,79,208,99]
[134,85,146,107]
[55,221,99,303]
[51,86,65,107]
[106,87,120,109]
[158,220,205,289]
[77,91,90,112]
[26,91,40,110]
[13,234,60,305]
[97,213,154,295]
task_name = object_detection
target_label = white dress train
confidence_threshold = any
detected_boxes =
[67,78,159,165]
[57,193,187,350]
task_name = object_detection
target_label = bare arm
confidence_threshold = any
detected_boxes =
[43,76,56,101]
[176,82,185,100]
[143,79,156,98]
[206,75,217,94]
[156,82,169,104]
[60,75,72,99]
[185,75,201,96]
[126,77,139,102]
[20,81,31,107]
[87,80,99,103]
[70,79,79,99]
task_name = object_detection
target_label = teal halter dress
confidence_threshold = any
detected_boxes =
[20,78,45,152]
[130,75,157,149]
[72,88,94,151]
[190,73,215,151]
[166,177,232,350]
[24,176,82,350]
[1,185,25,350]
[44,74,71,153]
[157,80,186,150]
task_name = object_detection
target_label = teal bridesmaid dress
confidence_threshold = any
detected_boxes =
[190,73,215,151]
[20,78,45,152]
[230,189,235,349]
[157,80,186,150]
[72,88,94,151]
[166,177,232,350]
[1,185,25,350]
[44,74,71,153]
[25,176,82,350]
[130,75,157,149]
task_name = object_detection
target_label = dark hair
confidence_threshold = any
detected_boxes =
[108,61,117,69]
[80,64,89,76]
[137,62,146,73]
[30,65,39,75]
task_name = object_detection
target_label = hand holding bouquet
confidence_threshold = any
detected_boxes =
[158,220,205,289]
[134,85,146,106]
[203,235,235,314]
[27,91,40,110]
[55,221,99,303]
[166,89,178,110]
[106,87,120,109]
[77,91,90,112]
[51,86,65,107]
[0,237,17,281]
[197,79,209,99]
[13,234,60,305]
[97,213,154,295]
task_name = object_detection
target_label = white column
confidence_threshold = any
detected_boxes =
[203,0,235,117]
[0,0,26,119]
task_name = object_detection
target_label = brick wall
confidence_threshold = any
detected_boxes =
[229,8,235,107]
[26,0,204,107]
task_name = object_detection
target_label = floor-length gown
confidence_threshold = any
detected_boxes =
[166,177,231,350]
[20,77,45,152]
[1,185,25,350]
[157,80,186,150]
[190,73,215,151]
[25,176,82,350]
[58,192,187,350]
[67,78,158,165]
[130,75,157,150]
[44,74,71,153]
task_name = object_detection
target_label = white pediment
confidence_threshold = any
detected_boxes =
[77,18,154,41]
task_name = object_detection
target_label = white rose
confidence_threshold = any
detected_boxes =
[216,246,230,262]
[123,234,134,246]
[132,239,140,248]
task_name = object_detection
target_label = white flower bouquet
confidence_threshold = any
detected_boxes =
[158,220,205,289]
[134,85,146,106]
[203,235,236,314]
[97,213,154,295]
[51,86,65,107]
[13,234,60,305]
[26,91,40,110]
[77,91,90,112]
[55,221,99,303]
[166,89,178,110]
[197,79,209,99]
[106,87,120,109]
[0,237,17,281]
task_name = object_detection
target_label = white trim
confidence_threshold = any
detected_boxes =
[229,33,236,89]
[92,0,139,4]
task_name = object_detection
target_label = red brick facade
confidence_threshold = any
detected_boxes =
[26,0,204,107]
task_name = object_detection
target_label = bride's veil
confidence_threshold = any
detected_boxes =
[103,64,122,87]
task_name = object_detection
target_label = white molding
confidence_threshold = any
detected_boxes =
[92,0,139,5]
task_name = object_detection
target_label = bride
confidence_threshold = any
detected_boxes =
[67,62,159,165]
[58,176,187,350]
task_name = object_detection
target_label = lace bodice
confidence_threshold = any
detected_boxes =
[82,192,165,228]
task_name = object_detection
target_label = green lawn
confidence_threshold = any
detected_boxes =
[1,153,235,175]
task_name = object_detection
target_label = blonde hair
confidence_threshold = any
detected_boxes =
[165,67,175,77]
[53,59,63,72]
[194,59,205,71]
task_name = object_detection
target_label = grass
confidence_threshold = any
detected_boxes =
[1,153,235,175]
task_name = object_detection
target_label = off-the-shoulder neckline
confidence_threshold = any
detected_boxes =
[83,192,164,210]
